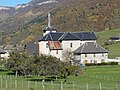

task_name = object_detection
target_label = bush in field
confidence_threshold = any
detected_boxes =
[5,51,81,77]
[5,51,31,76]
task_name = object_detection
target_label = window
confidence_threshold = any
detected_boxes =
[56,50,58,54]
[90,60,92,63]
[83,60,88,64]
[46,43,48,48]
[101,59,105,63]
[94,60,97,64]
[93,53,96,57]
[85,54,87,57]
[102,53,104,57]
[70,43,72,48]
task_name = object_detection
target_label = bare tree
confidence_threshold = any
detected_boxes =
[62,49,74,63]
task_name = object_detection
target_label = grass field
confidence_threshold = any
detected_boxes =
[0,65,120,90]
[96,28,120,58]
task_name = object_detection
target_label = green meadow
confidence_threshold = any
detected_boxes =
[0,65,120,90]
[96,28,120,58]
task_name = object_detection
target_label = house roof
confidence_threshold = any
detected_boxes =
[110,37,120,40]
[74,42,108,54]
[4,45,14,50]
[0,48,7,54]
[16,46,25,52]
[40,32,64,41]
[48,41,62,50]
[43,27,57,32]
[26,41,39,55]
[39,32,97,41]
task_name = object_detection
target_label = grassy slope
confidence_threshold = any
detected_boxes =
[0,66,120,90]
[96,28,120,58]
[66,66,120,90]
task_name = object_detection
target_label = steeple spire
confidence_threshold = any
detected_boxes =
[48,13,51,28]
[43,12,57,36]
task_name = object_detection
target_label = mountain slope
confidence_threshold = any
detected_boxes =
[0,0,119,45]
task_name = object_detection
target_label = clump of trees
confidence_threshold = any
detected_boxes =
[5,51,81,77]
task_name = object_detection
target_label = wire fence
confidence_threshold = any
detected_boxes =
[0,75,119,90]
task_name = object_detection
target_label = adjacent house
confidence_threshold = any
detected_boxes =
[38,13,108,64]
[0,45,25,61]
[25,41,39,55]
[0,48,9,61]
[74,42,108,64]
[109,37,120,42]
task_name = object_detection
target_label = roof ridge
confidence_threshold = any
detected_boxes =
[58,32,67,40]
[81,43,86,53]
[50,33,53,40]
[45,34,49,41]
[95,42,108,52]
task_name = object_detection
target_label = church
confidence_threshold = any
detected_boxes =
[38,13,108,64]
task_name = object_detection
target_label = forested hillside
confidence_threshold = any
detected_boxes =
[0,0,119,45]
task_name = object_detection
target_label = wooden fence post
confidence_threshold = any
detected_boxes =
[42,80,45,90]
[34,81,37,90]
[1,78,2,88]
[116,81,118,90]
[10,78,11,88]
[99,82,102,90]
[6,79,8,88]
[28,81,30,90]
[86,83,88,90]
[61,81,63,90]
[51,80,54,90]
[73,81,75,90]
[22,79,23,90]
[15,80,17,88]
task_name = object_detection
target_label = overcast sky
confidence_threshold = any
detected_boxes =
[0,0,31,7]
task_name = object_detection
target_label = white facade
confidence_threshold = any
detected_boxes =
[58,40,96,52]
[0,52,9,61]
[38,13,108,64]
[39,39,108,64]
[43,30,56,36]
[39,41,50,55]
[39,40,97,61]
[74,53,108,64]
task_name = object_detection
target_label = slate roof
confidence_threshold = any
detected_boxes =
[0,48,7,54]
[74,42,108,54]
[4,45,14,50]
[39,32,97,41]
[110,37,120,40]
[16,46,25,52]
[43,27,57,33]
[26,41,39,55]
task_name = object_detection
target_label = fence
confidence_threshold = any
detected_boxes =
[0,75,119,90]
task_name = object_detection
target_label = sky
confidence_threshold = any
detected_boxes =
[0,0,31,7]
